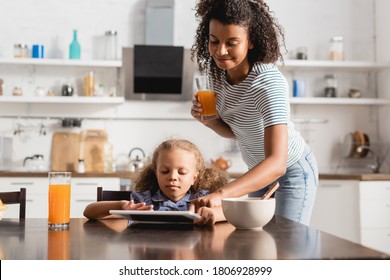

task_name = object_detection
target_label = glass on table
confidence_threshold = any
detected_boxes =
[48,172,71,229]
[195,76,217,121]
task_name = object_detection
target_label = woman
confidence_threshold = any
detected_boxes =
[189,0,318,225]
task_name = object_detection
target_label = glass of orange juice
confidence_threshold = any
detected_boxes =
[195,76,217,120]
[48,172,71,229]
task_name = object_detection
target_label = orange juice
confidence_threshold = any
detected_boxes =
[48,183,71,225]
[197,90,217,120]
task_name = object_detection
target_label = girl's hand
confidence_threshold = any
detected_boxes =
[194,206,217,225]
[122,200,154,211]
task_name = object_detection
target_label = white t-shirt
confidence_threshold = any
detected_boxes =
[214,63,305,169]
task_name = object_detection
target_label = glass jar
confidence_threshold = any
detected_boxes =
[324,74,337,97]
[14,44,28,58]
[104,30,118,60]
[329,36,344,61]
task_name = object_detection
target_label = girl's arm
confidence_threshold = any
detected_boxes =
[83,200,153,220]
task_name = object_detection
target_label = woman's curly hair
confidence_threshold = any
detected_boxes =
[133,139,228,195]
[191,0,286,81]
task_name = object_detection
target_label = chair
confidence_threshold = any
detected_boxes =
[0,188,26,219]
[97,187,132,201]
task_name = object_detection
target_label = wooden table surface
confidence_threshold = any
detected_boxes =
[1,216,389,260]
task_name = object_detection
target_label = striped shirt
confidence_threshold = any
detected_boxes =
[214,63,305,169]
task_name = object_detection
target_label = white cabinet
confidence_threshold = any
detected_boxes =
[0,177,120,218]
[359,181,390,254]
[311,179,390,255]
[70,177,120,218]
[310,180,361,243]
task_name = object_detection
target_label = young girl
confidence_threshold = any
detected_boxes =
[190,0,318,225]
[83,139,228,225]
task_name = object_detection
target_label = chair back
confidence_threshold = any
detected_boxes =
[0,188,26,219]
[97,187,131,201]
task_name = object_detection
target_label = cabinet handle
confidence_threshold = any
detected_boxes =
[26,199,34,202]
[75,199,96,203]
[11,182,34,185]
[73,182,99,187]
[320,184,341,188]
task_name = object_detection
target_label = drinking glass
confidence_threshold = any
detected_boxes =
[195,76,217,120]
[48,172,71,229]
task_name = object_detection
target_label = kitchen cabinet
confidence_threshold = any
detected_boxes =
[0,177,120,218]
[359,181,390,255]
[310,179,390,255]
[278,59,390,105]
[310,179,361,243]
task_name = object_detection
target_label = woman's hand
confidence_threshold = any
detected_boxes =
[191,94,205,122]
[189,192,223,213]
[122,200,154,211]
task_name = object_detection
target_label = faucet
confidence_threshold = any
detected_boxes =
[356,145,381,173]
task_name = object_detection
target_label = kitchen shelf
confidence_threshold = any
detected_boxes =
[278,60,390,72]
[290,97,390,105]
[0,58,122,67]
[0,96,124,104]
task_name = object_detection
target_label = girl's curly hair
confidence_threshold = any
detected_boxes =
[133,139,228,195]
[191,0,286,81]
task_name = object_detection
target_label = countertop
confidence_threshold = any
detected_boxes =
[0,170,137,179]
[2,170,390,181]
[1,216,389,260]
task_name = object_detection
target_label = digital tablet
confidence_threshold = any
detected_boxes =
[109,210,201,224]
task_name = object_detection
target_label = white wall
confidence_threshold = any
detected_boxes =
[1,0,387,174]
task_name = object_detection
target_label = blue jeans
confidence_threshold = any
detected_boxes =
[249,144,318,225]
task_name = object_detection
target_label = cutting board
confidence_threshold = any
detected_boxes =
[50,132,80,172]
[80,130,107,173]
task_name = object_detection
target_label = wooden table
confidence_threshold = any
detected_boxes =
[0,216,389,260]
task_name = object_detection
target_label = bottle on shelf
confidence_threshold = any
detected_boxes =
[69,30,81,59]
[329,36,344,61]
[83,71,94,96]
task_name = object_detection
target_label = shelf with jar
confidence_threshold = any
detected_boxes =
[278,59,390,106]
[0,58,122,68]
[278,59,390,72]
[0,95,124,104]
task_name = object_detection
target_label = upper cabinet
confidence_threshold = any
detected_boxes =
[278,59,390,106]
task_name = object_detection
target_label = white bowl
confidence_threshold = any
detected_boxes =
[222,197,275,230]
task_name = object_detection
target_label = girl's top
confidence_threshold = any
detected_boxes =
[214,63,305,169]
[130,189,209,211]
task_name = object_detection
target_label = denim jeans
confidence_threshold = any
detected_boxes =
[249,144,318,225]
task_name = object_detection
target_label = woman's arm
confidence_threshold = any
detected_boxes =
[189,124,288,209]
[191,98,235,138]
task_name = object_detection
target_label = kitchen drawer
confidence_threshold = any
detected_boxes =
[361,229,390,255]
[0,177,47,194]
[359,181,390,199]
[359,199,390,228]
[71,178,120,195]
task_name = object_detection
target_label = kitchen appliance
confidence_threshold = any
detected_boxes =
[122,45,195,101]
[23,154,47,171]
[0,137,12,170]
[128,147,146,172]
